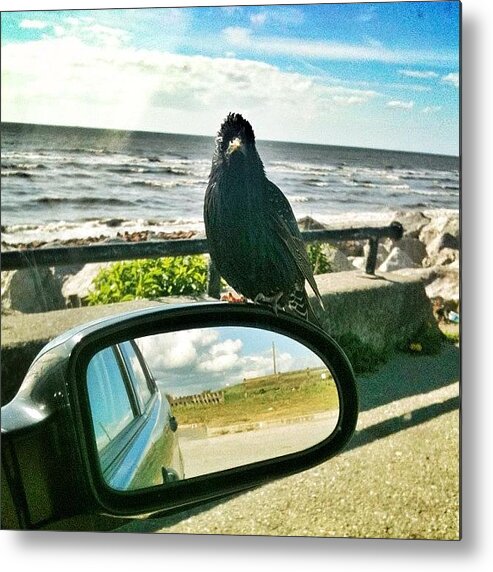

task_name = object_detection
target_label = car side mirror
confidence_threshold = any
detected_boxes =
[1,302,358,529]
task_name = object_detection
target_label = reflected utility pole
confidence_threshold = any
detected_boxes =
[272,341,277,375]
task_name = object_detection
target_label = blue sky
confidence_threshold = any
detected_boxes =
[1,2,460,154]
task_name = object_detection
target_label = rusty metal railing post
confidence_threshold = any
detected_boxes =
[365,237,379,275]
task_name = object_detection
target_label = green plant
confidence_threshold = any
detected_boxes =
[86,255,208,305]
[307,242,333,275]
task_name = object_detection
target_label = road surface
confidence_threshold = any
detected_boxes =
[178,412,339,478]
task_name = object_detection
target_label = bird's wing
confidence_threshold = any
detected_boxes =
[266,180,325,309]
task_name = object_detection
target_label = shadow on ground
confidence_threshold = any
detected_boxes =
[356,342,460,412]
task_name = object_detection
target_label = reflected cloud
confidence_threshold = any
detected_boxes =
[136,327,325,397]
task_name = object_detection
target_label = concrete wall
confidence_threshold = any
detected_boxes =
[1,271,438,406]
[314,271,437,353]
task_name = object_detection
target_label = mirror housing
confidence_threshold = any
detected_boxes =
[1,302,358,530]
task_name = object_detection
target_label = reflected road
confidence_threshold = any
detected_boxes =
[178,412,339,478]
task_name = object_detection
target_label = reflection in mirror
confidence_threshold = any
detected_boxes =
[86,327,340,491]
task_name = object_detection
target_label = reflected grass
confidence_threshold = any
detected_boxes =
[171,368,339,428]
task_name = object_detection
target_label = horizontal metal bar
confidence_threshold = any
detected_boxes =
[0,223,403,272]
[1,238,210,271]
[300,221,403,243]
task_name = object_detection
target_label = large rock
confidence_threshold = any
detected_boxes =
[426,232,460,257]
[379,247,418,273]
[424,248,460,268]
[425,268,459,304]
[392,236,427,265]
[393,211,431,238]
[62,263,110,305]
[1,267,66,314]
[419,213,459,246]
[394,266,459,307]
[350,256,366,270]
[297,216,327,231]
[338,240,365,257]
[323,246,354,272]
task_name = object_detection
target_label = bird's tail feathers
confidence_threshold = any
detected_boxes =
[288,289,324,328]
[308,280,325,311]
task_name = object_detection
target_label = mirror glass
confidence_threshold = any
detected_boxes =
[86,326,340,491]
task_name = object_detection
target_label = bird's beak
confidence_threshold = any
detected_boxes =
[226,137,246,156]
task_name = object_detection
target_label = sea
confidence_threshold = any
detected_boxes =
[1,122,460,247]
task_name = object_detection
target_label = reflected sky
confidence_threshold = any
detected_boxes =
[136,326,326,397]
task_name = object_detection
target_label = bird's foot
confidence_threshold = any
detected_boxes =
[254,292,284,316]
[221,292,247,303]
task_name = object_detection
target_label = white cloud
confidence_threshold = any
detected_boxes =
[198,338,243,373]
[386,100,414,110]
[52,17,131,47]
[137,329,220,371]
[422,105,442,114]
[19,19,50,30]
[223,26,252,45]
[250,13,268,26]
[399,69,439,79]
[1,33,378,134]
[332,95,368,106]
[442,72,459,88]
[222,27,456,66]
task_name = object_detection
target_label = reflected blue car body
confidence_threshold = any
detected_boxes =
[86,340,184,491]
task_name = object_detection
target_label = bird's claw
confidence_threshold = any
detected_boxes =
[254,292,284,316]
[221,292,247,303]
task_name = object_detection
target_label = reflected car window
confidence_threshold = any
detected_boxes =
[87,346,136,451]
[119,341,153,410]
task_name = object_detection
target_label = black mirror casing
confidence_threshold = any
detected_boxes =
[2,302,358,529]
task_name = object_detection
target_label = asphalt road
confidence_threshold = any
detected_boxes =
[118,344,460,540]
[179,412,340,478]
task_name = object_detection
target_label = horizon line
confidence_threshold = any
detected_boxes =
[1,120,459,159]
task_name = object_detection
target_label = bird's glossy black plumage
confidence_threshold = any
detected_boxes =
[204,113,324,324]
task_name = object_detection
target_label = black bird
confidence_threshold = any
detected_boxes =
[204,113,324,324]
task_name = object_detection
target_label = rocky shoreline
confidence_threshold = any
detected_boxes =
[300,210,459,322]
[1,210,459,320]
[1,228,198,251]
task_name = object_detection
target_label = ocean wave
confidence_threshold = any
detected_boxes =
[305,179,328,188]
[401,174,458,183]
[1,170,35,178]
[1,162,47,170]
[108,165,191,176]
[410,188,457,197]
[36,196,135,206]
[129,178,205,189]
[269,160,337,175]
[64,147,115,156]
[431,184,459,191]
[287,195,310,203]
[350,179,377,188]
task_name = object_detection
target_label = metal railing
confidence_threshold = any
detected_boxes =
[0,222,403,299]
